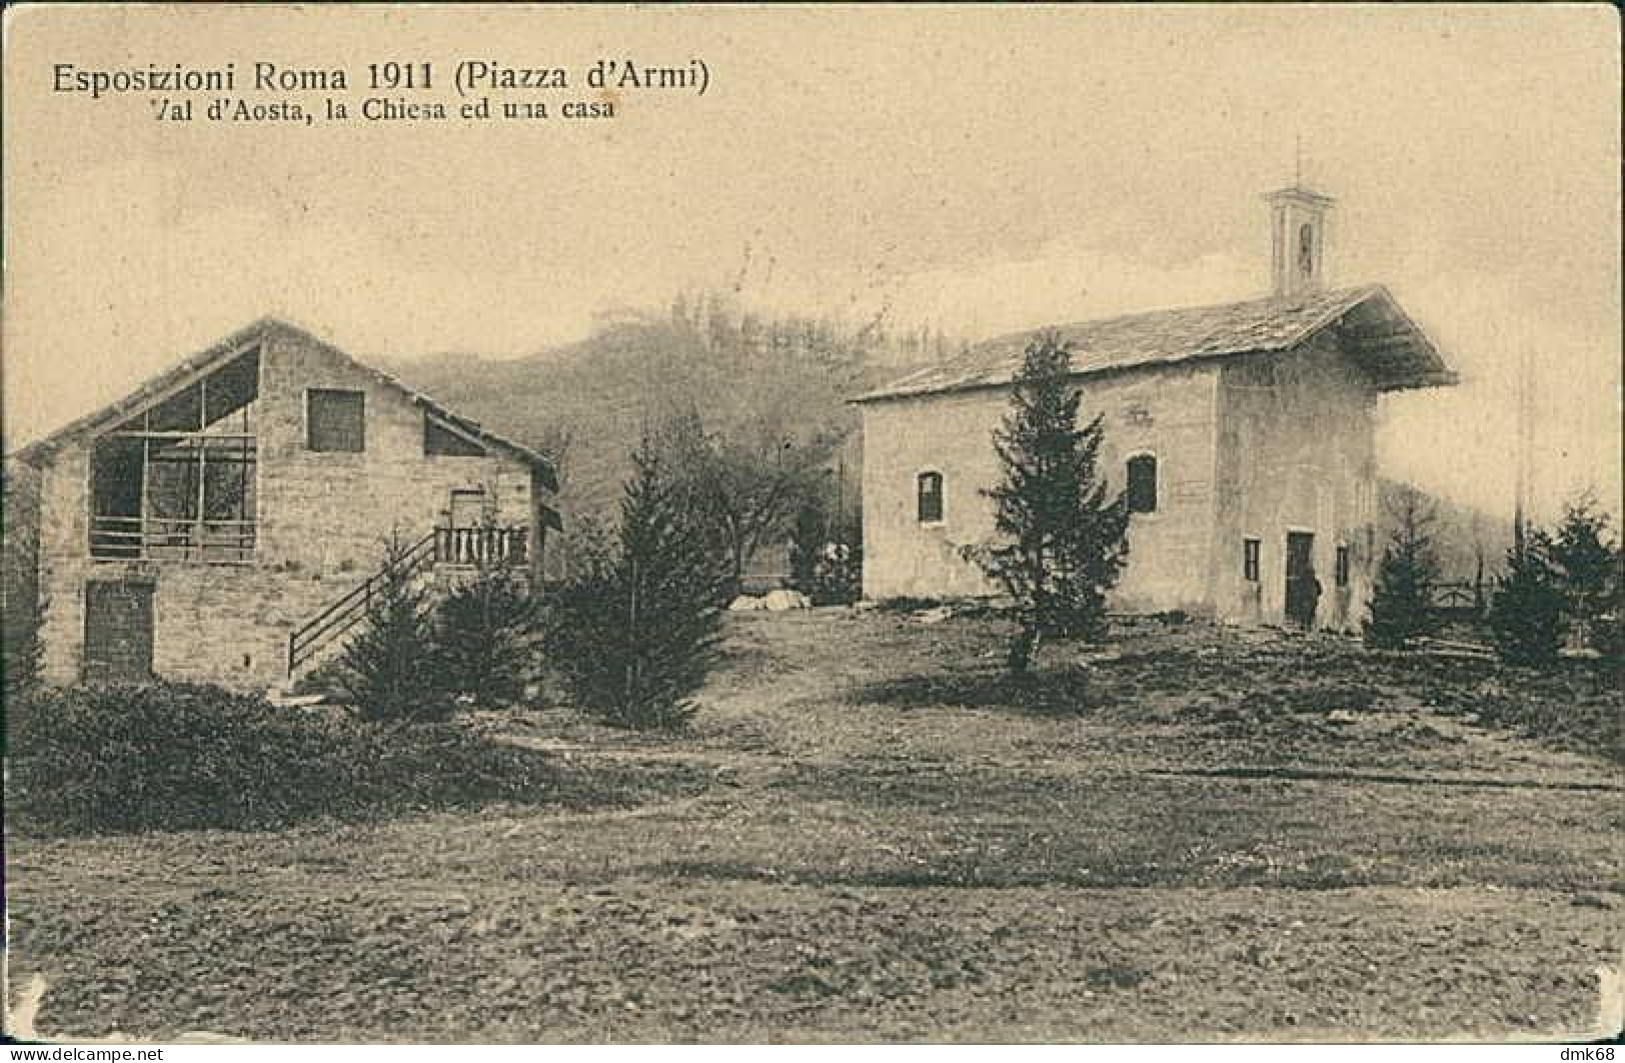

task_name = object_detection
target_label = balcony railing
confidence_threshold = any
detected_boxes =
[90,515,257,564]
[433,525,528,567]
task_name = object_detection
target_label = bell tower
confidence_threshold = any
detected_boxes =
[1267,185,1334,298]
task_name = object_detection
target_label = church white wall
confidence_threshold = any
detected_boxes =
[1211,333,1381,631]
[859,361,1222,613]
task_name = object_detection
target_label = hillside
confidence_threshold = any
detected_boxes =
[383,303,952,544]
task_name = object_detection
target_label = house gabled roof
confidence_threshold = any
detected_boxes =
[9,317,559,492]
[854,284,1458,403]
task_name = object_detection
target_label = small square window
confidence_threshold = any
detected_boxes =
[1243,538,1261,583]
[307,389,365,452]
[1335,544,1350,588]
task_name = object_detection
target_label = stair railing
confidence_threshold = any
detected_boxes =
[286,529,438,675]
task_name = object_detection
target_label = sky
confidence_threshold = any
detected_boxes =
[4,4,1620,523]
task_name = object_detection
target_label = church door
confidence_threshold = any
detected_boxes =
[1284,531,1318,629]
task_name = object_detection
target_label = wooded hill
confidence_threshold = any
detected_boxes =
[384,299,1514,584]
[383,298,960,551]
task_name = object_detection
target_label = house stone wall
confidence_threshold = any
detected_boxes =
[860,362,1221,613]
[1210,333,1380,630]
[35,325,544,691]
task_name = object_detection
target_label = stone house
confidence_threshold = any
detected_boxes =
[10,318,561,690]
[854,186,1458,630]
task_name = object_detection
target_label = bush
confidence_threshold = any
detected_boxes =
[788,499,862,605]
[2,595,44,701]
[433,562,540,705]
[6,681,568,835]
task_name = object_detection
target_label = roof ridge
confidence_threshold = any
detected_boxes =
[852,282,1448,404]
[974,283,1380,352]
[9,318,558,488]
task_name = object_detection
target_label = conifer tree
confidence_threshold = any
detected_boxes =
[544,418,729,728]
[339,532,450,721]
[1546,492,1622,651]
[1488,530,1567,667]
[1364,490,1442,649]
[973,333,1129,674]
[433,552,540,706]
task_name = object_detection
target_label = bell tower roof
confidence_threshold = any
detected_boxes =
[1267,183,1335,298]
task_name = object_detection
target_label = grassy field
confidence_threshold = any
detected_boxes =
[7,609,1621,1042]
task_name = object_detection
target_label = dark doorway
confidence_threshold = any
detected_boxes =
[1284,531,1318,629]
[83,581,155,683]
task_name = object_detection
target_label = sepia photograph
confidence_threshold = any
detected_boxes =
[2,2,1620,1046]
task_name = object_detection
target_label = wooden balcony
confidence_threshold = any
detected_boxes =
[433,525,528,567]
[90,515,257,564]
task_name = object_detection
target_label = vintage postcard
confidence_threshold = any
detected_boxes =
[2,2,1620,1047]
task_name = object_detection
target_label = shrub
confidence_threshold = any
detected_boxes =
[1488,533,1567,667]
[6,680,569,835]
[2,594,45,701]
[338,532,451,722]
[789,498,862,605]
[433,561,540,705]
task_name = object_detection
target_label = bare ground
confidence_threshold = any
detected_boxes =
[7,610,1622,1042]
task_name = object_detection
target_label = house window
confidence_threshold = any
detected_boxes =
[89,347,260,563]
[307,389,365,452]
[1243,538,1261,583]
[1126,454,1158,514]
[917,471,944,524]
[424,415,487,457]
[1335,544,1350,588]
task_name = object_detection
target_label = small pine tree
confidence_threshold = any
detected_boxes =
[1364,491,1442,649]
[544,420,728,729]
[1488,530,1567,667]
[433,555,539,706]
[1546,492,1621,651]
[339,533,450,722]
[973,333,1130,674]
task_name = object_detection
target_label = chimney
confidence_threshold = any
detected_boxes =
[1267,185,1335,298]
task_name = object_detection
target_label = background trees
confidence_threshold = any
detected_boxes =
[972,333,1129,674]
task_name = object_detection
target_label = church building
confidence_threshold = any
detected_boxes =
[853,186,1458,630]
